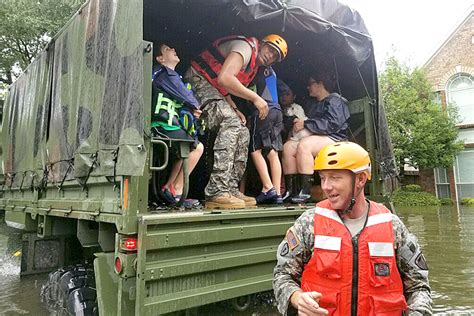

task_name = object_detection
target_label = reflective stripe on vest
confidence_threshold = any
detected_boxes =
[190,35,260,96]
[301,200,407,316]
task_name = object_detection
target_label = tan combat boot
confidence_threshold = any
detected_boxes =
[232,191,257,207]
[205,193,246,209]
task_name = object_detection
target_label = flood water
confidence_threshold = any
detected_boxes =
[1,205,474,315]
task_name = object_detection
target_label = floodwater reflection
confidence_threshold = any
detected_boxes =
[396,205,474,314]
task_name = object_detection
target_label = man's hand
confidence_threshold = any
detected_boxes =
[290,291,328,316]
[235,109,246,125]
[293,119,305,132]
[192,109,202,118]
[254,96,269,120]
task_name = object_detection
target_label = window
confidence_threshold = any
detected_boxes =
[431,91,442,107]
[434,167,450,199]
[454,149,474,199]
[447,73,474,125]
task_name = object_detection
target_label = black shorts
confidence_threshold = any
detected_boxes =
[151,126,199,149]
[248,108,283,153]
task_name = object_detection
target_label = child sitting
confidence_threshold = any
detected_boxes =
[277,80,312,142]
[152,43,204,208]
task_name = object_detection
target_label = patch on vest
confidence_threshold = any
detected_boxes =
[286,229,300,251]
[280,242,289,256]
[374,263,390,276]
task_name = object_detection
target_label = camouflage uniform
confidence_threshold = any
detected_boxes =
[184,70,249,198]
[273,205,432,316]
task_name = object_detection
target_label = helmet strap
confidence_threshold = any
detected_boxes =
[340,172,357,215]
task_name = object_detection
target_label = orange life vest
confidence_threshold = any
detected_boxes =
[190,35,259,96]
[301,200,408,316]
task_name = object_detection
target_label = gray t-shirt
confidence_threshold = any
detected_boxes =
[342,212,367,237]
[187,38,253,78]
[217,39,253,70]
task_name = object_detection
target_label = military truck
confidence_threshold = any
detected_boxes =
[0,0,397,315]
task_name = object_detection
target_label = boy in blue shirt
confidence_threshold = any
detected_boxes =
[248,66,284,204]
[152,44,204,207]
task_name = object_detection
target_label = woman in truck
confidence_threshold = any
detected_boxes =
[281,68,351,204]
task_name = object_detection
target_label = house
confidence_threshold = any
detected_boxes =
[421,6,474,201]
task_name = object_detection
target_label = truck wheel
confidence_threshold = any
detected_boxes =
[231,294,252,312]
[41,264,97,315]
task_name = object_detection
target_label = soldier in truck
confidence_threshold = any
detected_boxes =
[184,34,288,210]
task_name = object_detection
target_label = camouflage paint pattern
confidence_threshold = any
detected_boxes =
[1,0,146,191]
[184,71,249,198]
[273,205,433,315]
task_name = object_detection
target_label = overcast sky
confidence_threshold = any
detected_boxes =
[340,0,473,69]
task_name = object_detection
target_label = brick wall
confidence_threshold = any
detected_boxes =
[420,11,473,202]
[424,13,474,89]
[402,169,436,195]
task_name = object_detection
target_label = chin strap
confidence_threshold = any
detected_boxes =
[338,173,357,215]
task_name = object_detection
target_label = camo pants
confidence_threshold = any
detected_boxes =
[184,70,249,198]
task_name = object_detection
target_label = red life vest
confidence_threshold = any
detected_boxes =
[301,200,407,316]
[190,35,259,96]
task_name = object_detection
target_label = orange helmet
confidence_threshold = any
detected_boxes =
[314,142,372,180]
[262,34,288,62]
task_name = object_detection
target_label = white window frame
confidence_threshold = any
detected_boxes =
[433,167,450,199]
[453,149,474,200]
[446,73,474,126]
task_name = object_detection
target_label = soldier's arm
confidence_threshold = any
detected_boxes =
[392,215,433,315]
[273,210,315,315]
[218,52,262,103]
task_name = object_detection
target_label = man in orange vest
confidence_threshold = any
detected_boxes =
[185,34,288,209]
[273,142,432,315]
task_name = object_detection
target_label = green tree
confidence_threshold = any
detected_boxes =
[0,0,84,85]
[379,56,464,175]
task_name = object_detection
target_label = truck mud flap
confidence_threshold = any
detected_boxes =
[135,209,301,315]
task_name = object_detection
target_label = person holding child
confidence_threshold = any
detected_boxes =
[282,70,350,204]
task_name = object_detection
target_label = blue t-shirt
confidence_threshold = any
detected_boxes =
[254,66,281,111]
[152,65,200,110]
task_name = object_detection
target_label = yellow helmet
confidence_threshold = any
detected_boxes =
[314,142,372,180]
[262,34,288,62]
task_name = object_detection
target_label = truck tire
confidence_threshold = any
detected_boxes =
[231,294,252,312]
[41,264,97,315]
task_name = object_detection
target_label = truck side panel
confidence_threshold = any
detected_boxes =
[134,209,302,315]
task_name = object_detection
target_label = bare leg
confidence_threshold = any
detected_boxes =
[282,140,298,175]
[267,149,282,195]
[165,161,183,190]
[251,149,273,192]
[296,135,335,174]
[173,143,204,195]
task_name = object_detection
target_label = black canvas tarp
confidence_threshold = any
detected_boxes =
[144,0,397,179]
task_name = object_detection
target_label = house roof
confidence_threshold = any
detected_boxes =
[421,5,473,69]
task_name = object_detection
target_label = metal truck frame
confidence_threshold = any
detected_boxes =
[0,0,396,315]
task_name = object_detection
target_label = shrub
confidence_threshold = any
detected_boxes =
[392,189,440,206]
[402,184,422,192]
[439,198,453,205]
[460,198,474,206]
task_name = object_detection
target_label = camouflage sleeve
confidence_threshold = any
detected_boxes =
[273,209,316,315]
[392,215,433,315]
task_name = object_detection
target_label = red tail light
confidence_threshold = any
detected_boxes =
[123,238,137,250]
[115,257,122,274]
